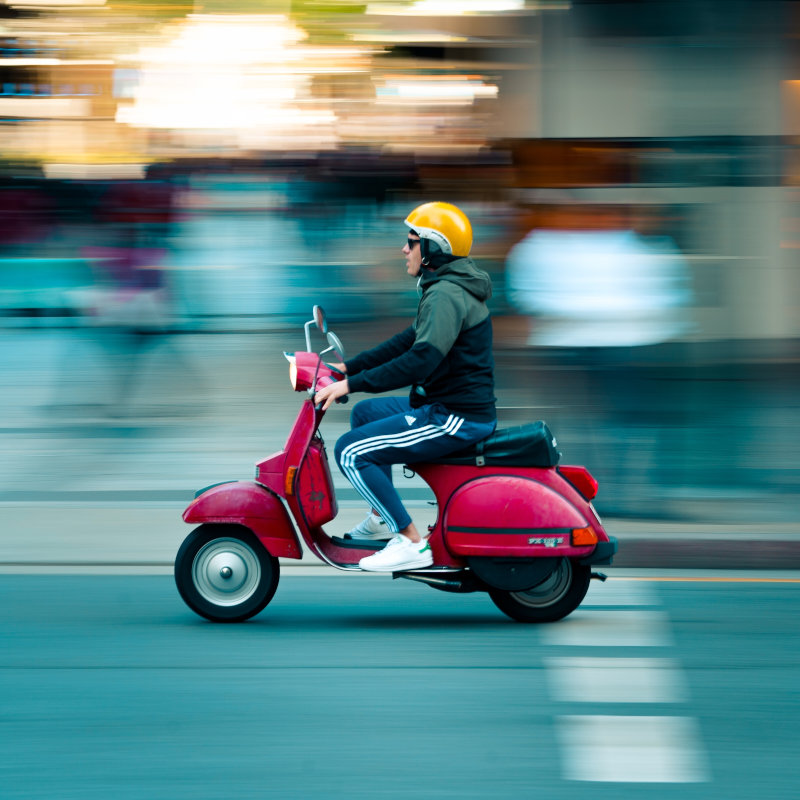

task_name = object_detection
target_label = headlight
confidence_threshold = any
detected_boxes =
[284,352,298,389]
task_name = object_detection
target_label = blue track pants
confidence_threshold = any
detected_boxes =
[334,397,495,533]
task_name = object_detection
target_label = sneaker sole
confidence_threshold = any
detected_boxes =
[344,533,394,541]
[359,557,434,572]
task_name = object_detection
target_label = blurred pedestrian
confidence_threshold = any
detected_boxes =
[49,177,195,416]
[505,203,694,511]
[506,204,692,349]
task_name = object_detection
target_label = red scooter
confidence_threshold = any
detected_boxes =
[175,307,617,623]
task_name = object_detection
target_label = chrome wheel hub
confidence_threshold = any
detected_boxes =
[192,538,261,607]
[510,558,572,608]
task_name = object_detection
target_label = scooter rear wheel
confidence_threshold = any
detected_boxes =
[489,558,590,623]
[175,524,280,622]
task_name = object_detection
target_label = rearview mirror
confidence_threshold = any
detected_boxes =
[326,332,346,361]
[313,305,328,334]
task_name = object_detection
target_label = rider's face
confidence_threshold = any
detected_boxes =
[403,234,422,277]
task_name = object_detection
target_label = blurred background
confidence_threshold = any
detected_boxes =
[0,0,798,522]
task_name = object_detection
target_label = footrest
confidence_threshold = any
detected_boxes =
[330,536,388,551]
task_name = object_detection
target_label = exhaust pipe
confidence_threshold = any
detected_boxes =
[393,570,482,594]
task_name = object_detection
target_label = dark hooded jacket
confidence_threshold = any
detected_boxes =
[345,257,496,422]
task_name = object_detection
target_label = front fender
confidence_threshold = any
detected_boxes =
[183,481,302,559]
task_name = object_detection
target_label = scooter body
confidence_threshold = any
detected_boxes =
[175,309,617,623]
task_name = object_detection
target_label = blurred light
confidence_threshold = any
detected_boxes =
[6,0,106,6]
[0,97,90,117]
[0,59,112,66]
[376,77,498,105]
[350,32,467,43]
[116,13,368,145]
[366,0,524,14]
[412,0,523,12]
[42,162,147,179]
[133,14,306,67]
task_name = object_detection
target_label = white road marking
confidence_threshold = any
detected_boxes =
[541,609,673,647]
[583,579,660,606]
[556,715,710,782]
[544,657,688,703]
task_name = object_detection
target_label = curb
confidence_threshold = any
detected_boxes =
[608,537,800,569]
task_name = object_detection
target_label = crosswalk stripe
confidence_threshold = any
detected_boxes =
[546,580,710,784]
[556,715,710,783]
[544,657,688,703]
[541,609,673,647]
[582,579,660,606]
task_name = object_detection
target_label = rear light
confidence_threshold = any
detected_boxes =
[559,466,598,501]
[571,526,598,546]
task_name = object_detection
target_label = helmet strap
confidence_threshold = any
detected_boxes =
[420,238,431,266]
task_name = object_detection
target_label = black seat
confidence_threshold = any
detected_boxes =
[422,421,561,468]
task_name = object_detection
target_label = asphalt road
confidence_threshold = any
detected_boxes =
[1,573,798,799]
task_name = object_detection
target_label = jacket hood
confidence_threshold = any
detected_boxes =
[419,256,492,301]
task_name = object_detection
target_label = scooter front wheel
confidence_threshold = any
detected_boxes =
[175,525,280,622]
[488,559,590,623]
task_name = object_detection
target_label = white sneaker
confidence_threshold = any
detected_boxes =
[359,535,433,572]
[344,513,393,541]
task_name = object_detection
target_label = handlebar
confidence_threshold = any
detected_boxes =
[291,348,348,408]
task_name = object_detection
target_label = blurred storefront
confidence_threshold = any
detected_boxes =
[0,0,797,517]
[0,0,797,344]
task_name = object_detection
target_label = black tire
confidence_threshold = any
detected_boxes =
[175,525,280,622]
[488,559,591,623]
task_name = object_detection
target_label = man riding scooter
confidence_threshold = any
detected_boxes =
[176,217,616,622]
[314,201,497,572]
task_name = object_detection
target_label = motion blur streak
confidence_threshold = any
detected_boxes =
[0,1,796,525]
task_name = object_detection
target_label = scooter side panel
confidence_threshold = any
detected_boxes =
[183,481,302,559]
[443,475,594,558]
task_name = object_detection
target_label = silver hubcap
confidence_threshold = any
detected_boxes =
[192,537,261,607]
[510,558,572,608]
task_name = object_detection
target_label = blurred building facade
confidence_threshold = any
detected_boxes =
[0,0,797,517]
[0,0,796,344]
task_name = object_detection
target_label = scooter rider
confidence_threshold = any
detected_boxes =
[314,202,497,571]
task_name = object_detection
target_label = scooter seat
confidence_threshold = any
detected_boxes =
[424,421,561,468]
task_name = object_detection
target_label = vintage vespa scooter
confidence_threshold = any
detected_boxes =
[175,307,617,623]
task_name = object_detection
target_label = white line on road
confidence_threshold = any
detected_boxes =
[583,579,660,606]
[556,715,710,783]
[541,609,674,647]
[544,657,689,703]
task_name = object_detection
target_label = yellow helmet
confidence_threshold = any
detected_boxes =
[405,201,473,258]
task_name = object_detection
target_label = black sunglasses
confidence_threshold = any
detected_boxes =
[407,237,421,249]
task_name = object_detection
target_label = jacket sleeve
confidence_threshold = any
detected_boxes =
[346,289,463,394]
[344,326,416,376]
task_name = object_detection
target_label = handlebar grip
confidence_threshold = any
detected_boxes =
[315,396,347,412]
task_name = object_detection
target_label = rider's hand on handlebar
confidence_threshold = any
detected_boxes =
[315,378,349,411]
[328,362,347,374]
